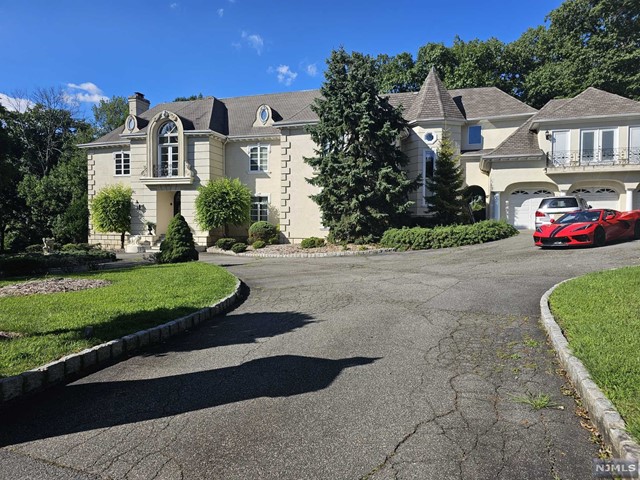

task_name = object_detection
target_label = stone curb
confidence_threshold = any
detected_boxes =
[206,247,397,258]
[540,280,640,461]
[0,277,242,407]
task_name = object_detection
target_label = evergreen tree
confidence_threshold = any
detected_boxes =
[305,47,420,243]
[425,133,467,225]
[157,214,199,263]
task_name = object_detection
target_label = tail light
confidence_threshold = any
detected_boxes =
[535,211,546,217]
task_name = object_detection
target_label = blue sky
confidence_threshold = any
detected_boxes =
[0,0,563,117]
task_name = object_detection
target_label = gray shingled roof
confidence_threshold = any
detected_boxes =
[221,90,320,136]
[484,118,543,158]
[404,67,466,122]
[448,87,537,119]
[534,87,640,122]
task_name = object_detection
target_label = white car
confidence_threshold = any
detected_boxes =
[535,196,591,228]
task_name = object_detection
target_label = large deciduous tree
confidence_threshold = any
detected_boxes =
[90,184,133,249]
[305,48,420,243]
[195,178,252,237]
[91,96,129,137]
[425,133,467,226]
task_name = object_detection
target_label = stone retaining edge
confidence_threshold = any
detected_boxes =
[540,280,640,461]
[0,277,243,406]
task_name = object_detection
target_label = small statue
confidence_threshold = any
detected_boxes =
[42,237,55,254]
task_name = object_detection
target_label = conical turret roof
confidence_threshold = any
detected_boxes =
[405,67,465,122]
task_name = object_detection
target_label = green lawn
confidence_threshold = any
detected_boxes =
[550,266,640,442]
[0,262,237,377]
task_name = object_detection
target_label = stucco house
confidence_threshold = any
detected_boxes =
[81,68,640,249]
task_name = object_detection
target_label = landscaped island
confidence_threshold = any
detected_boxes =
[0,263,236,377]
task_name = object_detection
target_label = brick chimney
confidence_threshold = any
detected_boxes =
[128,92,150,116]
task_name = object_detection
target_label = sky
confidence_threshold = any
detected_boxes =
[0,0,563,118]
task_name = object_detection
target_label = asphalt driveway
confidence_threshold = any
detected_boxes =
[1,233,639,479]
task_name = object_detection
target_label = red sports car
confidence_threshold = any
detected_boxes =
[533,209,640,247]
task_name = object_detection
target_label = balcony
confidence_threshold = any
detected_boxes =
[139,163,194,186]
[547,148,640,172]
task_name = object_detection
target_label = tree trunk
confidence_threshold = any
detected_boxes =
[120,231,125,250]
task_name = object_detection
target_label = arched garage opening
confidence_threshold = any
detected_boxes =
[505,184,557,229]
[568,181,623,210]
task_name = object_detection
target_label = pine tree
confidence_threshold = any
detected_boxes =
[157,214,199,263]
[425,133,467,225]
[305,48,420,243]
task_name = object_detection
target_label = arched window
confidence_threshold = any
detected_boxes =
[158,121,178,177]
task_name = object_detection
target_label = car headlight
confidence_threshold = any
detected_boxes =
[535,227,542,233]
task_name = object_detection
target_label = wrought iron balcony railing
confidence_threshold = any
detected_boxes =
[547,147,640,168]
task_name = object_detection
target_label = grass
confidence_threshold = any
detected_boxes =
[511,391,560,411]
[0,262,237,377]
[550,266,640,442]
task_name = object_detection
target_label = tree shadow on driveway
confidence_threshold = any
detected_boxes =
[0,354,380,447]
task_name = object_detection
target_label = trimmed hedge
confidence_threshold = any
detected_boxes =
[0,251,117,278]
[380,220,518,251]
[252,240,266,249]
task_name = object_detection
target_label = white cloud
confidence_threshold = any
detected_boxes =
[241,31,264,55]
[272,65,298,86]
[0,93,33,112]
[170,2,179,8]
[217,8,224,17]
[64,82,108,105]
[306,63,318,77]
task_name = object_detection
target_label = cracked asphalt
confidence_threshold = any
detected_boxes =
[1,233,640,479]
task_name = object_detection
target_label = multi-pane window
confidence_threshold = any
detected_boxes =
[251,196,269,222]
[249,145,268,172]
[158,121,179,176]
[114,152,130,175]
[422,150,437,205]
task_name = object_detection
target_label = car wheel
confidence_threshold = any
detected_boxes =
[634,221,640,240]
[594,227,606,247]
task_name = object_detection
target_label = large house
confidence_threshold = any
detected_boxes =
[81,68,640,249]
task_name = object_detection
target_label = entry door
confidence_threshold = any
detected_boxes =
[551,131,570,165]
[173,191,181,217]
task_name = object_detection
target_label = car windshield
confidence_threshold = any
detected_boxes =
[556,211,601,223]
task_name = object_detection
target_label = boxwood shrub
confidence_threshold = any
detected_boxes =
[248,221,278,244]
[300,237,326,249]
[216,238,237,250]
[231,242,247,253]
[380,220,518,251]
[252,240,266,249]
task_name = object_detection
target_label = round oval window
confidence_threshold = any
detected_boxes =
[425,132,434,142]
[260,107,269,123]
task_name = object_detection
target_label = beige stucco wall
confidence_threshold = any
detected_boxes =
[460,118,525,151]
[280,127,326,242]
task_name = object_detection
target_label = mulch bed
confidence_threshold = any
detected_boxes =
[0,277,111,298]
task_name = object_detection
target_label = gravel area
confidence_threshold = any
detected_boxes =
[0,278,111,298]
[207,243,383,256]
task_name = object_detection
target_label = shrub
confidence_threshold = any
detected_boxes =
[0,251,116,278]
[156,214,199,264]
[195,178,252,237]
[216,238,237,250]
[380,220,518,251]
[252,240,266,249]
[300,237,326,249]
[231,242,247,253]
[61,243,95,252]
[248,221,278,244]
[90,184,132,249]
[25,244,43,253]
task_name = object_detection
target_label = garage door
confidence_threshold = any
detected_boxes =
[508,189,554,229]
[570,188,620,210]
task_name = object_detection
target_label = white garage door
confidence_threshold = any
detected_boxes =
[571,188,620,210]
[508,189,554,229]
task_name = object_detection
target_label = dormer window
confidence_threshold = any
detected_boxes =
[254,104,273,127]
[259,105,269,124]
[158,121,179,177]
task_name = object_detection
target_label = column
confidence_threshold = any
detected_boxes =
[626,188,634,211]
[491,192,501,220]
